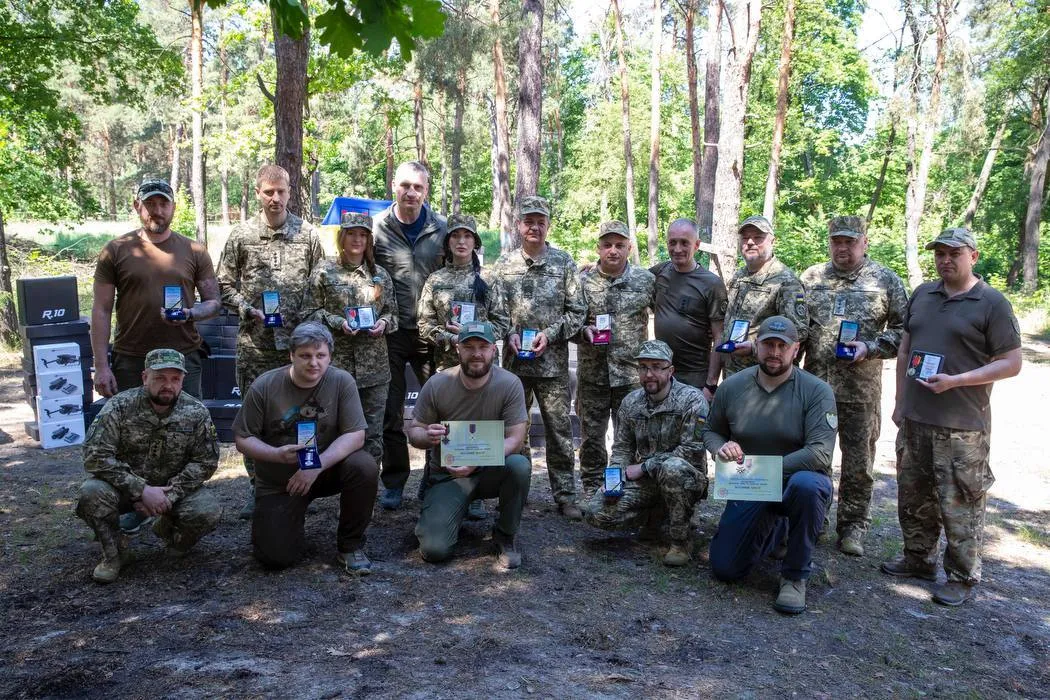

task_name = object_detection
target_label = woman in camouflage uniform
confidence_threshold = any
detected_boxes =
[417,214,508,371]
[309,212,398,463]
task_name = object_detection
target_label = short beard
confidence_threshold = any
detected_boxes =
[147,389,179,406]
[144,220,169,235]
[759,361,791,377]
[461,356,493,378]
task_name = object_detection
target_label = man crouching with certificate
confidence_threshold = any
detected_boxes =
[703,316,838,614]
[409,322,531,569]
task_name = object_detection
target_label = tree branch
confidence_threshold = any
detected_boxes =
[256,72,275,105]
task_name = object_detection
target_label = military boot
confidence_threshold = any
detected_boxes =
[773,578,807,615]
[92,524,128,584]
[663,542,690,567]
[879,554,937,581]
[932,581,975,607]
[837,527,865,557]
[238,484,255,520]
[493,531,521,569]
[558,502,583,521]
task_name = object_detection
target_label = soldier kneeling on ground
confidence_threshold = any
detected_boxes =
[76,349,222,584]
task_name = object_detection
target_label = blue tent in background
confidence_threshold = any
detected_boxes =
[321,196,392,225]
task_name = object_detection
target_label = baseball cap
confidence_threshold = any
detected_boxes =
[599,220,630,239]
[144,348,186,372]
[137,179,174,202]
[459,322,496,344]
[737,215,774,238]
[925,228,976,250]
[828,216,866,239]
[339,211,373,230]
[756,316,799,344]
[448,213,479,235]
[635,339,673,363]
[517,195,550,218]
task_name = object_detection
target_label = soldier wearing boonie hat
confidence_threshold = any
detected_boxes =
[800,215,908,557]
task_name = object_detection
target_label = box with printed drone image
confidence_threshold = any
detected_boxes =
[39,417,86,449]
[32,342,82,377]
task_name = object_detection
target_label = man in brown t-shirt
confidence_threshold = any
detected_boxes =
[409,322,531,569]
[881,229,1022,607]
[91,179,221,399]
[233,322,379,575]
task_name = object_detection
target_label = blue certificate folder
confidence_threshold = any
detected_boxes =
[712,456,784,502]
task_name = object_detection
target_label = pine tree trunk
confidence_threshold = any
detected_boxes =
[170,123,183,192]
[487,96,501,229]
[451,66,467,216]
[686,0,701,224]
[514,0,544,204]
[0,208,19,346]
[437,90,448,216]
[962,115,1008,229]
[612,0,641,264]
[647,0,662,264]
[219,18,231,227]
[696,0,721,247]
[240,167,250,222]
[761,0,796,222]
[413,69,427,171]
[490,0,516,249]
[385,107,395,200]
[190,0,207,243]
[1023,89,1050,292]
[272,1,309,216]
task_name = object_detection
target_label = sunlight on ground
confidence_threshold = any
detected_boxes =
[886,580,939,601]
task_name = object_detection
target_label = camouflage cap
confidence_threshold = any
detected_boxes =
[635,339,673,363]
[756,315,798,344]
[925,227,976,250]
[517,195,550,218]
[144,348,186,373]
[448,213,478,235]
[458,321,496,344]
[339,211,373,230]
[737,215,774,238]
[828,215,867,239]
[137,178,174,202]
[599,220,630,239]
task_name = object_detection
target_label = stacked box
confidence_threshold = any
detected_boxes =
[196,309,239,400]
[30,342,88,449]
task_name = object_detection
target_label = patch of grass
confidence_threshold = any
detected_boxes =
[1016,524,1050,548]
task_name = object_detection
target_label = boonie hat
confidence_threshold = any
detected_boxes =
[137,179,174,202]
[340,211,373,230]
[828,216,866,239]
[145,348,186,373]
[448,213,479,236]
[756,316,799,344]
[599,220,630,239]
[737,215,774,238]
[635,339,673,363]
[925,228,976,250]
[517,195,550,218]
[459,322,496,344]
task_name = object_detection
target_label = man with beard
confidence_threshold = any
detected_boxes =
[704,316,838,615]
[582,340,709,567]
[233,322,379,575]
[409,322,531,569]
[77,349,222,584]
[92,179,221,399]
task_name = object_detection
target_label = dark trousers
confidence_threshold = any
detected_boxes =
[112,349,204,398]
[252,451,379,569]
[382,327,433,490]
[709,471,832,582]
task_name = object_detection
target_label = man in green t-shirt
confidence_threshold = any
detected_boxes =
[409,322,531,569]
[233,322,379,575]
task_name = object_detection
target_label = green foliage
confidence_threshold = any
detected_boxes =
[170,190,198,240]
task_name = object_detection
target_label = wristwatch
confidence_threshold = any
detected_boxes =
[704,383,718,393]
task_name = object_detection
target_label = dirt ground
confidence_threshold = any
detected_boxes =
[1,339,1049,699]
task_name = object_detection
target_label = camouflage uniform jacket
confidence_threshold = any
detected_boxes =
[417,262,510,370]
[722,256,809,375]
[610,379,709,474]
[216,211,325,351]
[307,260,399,389]
[576,263,655,387]
[801,258,908,404]
[83,387,218,504]
[372,204,447,330]
[492,244,587,378]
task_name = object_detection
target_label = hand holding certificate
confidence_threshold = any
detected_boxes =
[712,455,784,502]
[440,420,505,468]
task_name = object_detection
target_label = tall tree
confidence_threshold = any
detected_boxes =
[270,2,310,216]
[1022,89,1050,291]
[514,0,544,203]
[685,0,701,225]
[761,0,796,222]
[490,0,515,248]
[218,16,231,226]
[710,0,763,271]
[962,113,1008,229]
[413,66,428,168]
[696,0,721,248]
[190,0,207,241]
[611,0,641,264]
[647,0,662,263]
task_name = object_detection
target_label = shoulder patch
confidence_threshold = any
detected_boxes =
[826,412,838,430]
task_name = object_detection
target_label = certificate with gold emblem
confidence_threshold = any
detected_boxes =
[440,420,505,467]
[712,455,784,502]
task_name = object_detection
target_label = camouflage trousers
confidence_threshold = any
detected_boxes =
[519,375,577,505]
[76,478,221,554]
[236,346,290,482]
[835,401,881,536]
[895,419,994,584]
[575,382,635,493]
[583,455,707,542]
[357,381,389,465]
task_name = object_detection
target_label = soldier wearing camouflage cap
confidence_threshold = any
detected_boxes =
[882,228,1022,607]
[715,215,809,380]
[705,316,838,615]
[307,210,399,467]
[76,348,222,583]
[583,340,709,566]
[575,220,655,493]
[217,164,327,519]
[800,215,908,556]
[491,195,588,519]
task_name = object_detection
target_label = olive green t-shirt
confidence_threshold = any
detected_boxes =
[233,365,367,496]
[650,261,728,385]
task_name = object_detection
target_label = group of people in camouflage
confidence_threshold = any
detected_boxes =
[76,160,1022,615]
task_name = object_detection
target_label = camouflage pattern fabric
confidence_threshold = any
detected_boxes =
[895,419,993,584]
[357,381,389,464]
[307,260,399,388]
[576,383,635,492]
[576,263,655,387]
[77,387,221,553]
[721,257,808,376]
[491,245,587,378]
[519,376,577,505]
[834,401,881,535]
[417,262,509,371]
[216,211,326,352]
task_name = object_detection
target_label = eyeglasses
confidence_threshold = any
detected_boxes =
[637,364,672,376]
